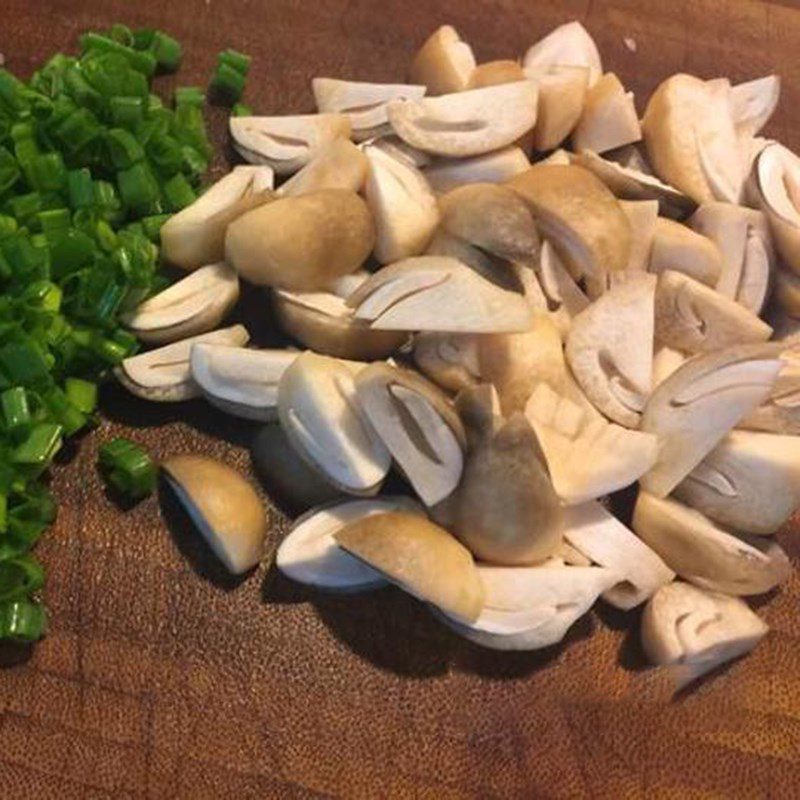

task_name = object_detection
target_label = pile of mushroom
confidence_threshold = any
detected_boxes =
[120,20,799,690]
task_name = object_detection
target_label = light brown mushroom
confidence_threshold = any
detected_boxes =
[527,65,589,152]
[408,25,476,95]
[648,218,723,287]
[424,146,530,193]
[572,72,641,154]
[522,21,602,87]
[278,139,369,197]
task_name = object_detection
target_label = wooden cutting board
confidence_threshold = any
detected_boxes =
[3,1,800,797]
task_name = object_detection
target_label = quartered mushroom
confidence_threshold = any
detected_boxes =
[424,146,530,193]
[648,218,723,287]
[641,581,769,690]
[277,352,391,496]
[740,346,800,434]
[363,143,440,263]
[620,200,658,272]
[160,166,274,270]
[522,20,602,87]
[413,331,481,394]
[526,65,589,152]
[468,60,526,90]
[367,135,432,169]
[229,114,351,175]
[454,383,503,448]
[122,262,239,345]
[408,25,476,95]
[562,501,674,610]
[525,381,658,504]
[347,256,534,333]
[355,363,467,506]
[652,345,686,388]
[312,78,426,141]
[115,325,250,402]
[424,230,516,289]
[162,455,267,574]
[532,240,591,336]
[775,267,800,317]
[189,344,297,421]
[572,72,641,154]
[640,344,783,497]
[386,81,538,158]
[654,270,772,353]
[278,139,368,197]
[632,492,791,596]
[334,511,485,622]
[729,75,780,139]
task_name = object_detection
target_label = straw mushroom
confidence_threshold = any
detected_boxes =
[522,21,602,87]
[619,200,658,272]
[572,72,641,154]
[739,346,800,434]
[424,146,530,193]
[648,218,723,287]
[278,139,369,197]
[527,65,589,151]
[413,332,481,394]
[408,25,476,95]
[729,75,780,139]
[468,60,526,89]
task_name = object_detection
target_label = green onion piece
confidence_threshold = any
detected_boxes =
[13,423,63,466]
[98,437,157,501]
[79,33,157,77]
[0,555,45,604]
[141,213,170,243]
[67,167,94,208]
[0,343,51,385]
[218,49,252,75]
[106,127,145,169]
[41,387,86,436]
[1,388,30,430]
[0,493,6,534]
[117,163,161,214]
[0,146,21,194]
[38,208,71,233]
[232,102,252,117]
[175,86,205,108]
[0,598,47,641]
[210,63,246,104]
[132,28,156,51]
[0,215,18,239]
[25,152,67,192]
[149,32,182,72]
[53,107,102,154]
[108,23,134,46]
[65,378,97,414]
[162,172,197,211]
[110,95,144,129]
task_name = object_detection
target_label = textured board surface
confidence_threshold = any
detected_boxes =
[3,1,800,797]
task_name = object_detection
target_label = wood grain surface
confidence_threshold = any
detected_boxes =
[3,1,800,797]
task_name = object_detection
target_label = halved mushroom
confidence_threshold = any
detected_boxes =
[740,346,800,434]
[562,501,674,610]
[387,81,538,158]
[424,146,530,193]
[347,256,534,333]
[424,230,518,289]
[527,65,589,152]
[468,60,526,89]
[566,273,656,428]
[572,72,641,154]
[368,135,432,169]
[189,344,296,421]
[557,541,593,567]
[278,139,369,197]
[454,383,503,448]
[532,240,591,336]
[363,143,439,263]
[408,25,476,95]
[115,325,250,402]
[775,267,800,317]
[525,381,658,504]
[225,189,375,291]
[648,218,723,287]
[122,263,239,345]
[640,344,783,496]
[632,492,791,595]
[652,345,686,388]
[620,200,658,272]
[334,511,484,622]
[729,75,780,139]
[413,332,481,393]
[689,202,773,314]
[230,114,351,175]
[312,78,426,141]
[434,562,617,651]
[161,455,267,574]
[160,166,274,270]
[641,74,743,204]
[277,352,391,495]
[522,21,602,87]
[641,581,769,690]
[654,270,772,353]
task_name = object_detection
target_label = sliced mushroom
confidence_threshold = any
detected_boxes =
[527,65,589,152]
[230,114,351,175]
[640,344,783,496]
[424,146,530,193]
[122,263,239,345]
[160,166,274,270]
[532,239,590,336]
[740,346,800,434]
[775,267,800,318]
[368,135,432,169]
[566,273,656,428]
[649,218,723,287]
[424,229,517,289]
[278,139,368,197]
[522,21,602,87]
[363,143,439,263]
[525,381,659,505]
[454,383,503,448]
[620,200,658,272]
[562,501,674,610]
[225,189,375,291]
[558,540,593,567]
[572,72,641,154]
[347,256,534,333]
[729,75,780,139]
[387,81,538,158]
[654,270,772,353]
[115,325,250,402]
[355,363,466,506]
[408,25,476,95]
[277,352,391,495]
[632,492,791,596]
[652,345,686,388]
[335,511,485,622]
[161,455,267,574]
[413,332,481,393]
[468,60,525,89]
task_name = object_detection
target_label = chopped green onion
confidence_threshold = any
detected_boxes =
[0,599,47,641]
[64,378,97,414]
[0,556,45,603]
[117,163,161,214]
[210,63,246,104]
[218,49,252,75]
[13,423,63,466]
[149,32,182,72]
[106,128,145,169]
[1,388,30,430]
[110,95,144,129]
[80,33,157,77]
[232,102,253,117]
[162,172,197,211]
[99,438,157,501]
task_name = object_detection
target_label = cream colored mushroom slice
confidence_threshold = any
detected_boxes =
[674,430,800,535]
[467,60,525,89]
[424,146,530,193]
[115,325,250,402]
[557,541,593,567]
[122,263,239,345]
[424,230,520,291]
[572,72,641,155]
[648,218,722,287]
[408,25,476,95]
[632,492,791,596]
[435,563,617,651]
[347,256,534,333]
[413,332,481,393]
[355,363,466,506]
[160,166,274,270]
[566,273,656,428]
[640,344,783,496]
[526,65,589,151]
[387,81,538,158]
[641,581,768,690]
[368,135,432,170]
[619,200,658,272]
[363,143,439,263]
[562,501,674,610]
[276,497,423,591]
[525,382,658,505]
[335,511,484,622]
[277,352,391,496]
[729,75,780,139]
[740,346,800,434]
[654,270,772,354]
[775,267,800,318]
[454,383,503,449]
[522,20,602,87]
[532,240,590,336]
[652,345,686,388]
[278,139,368,197]
[230,114,351,175]
[312,78,426,141]
[642,74,743,204]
